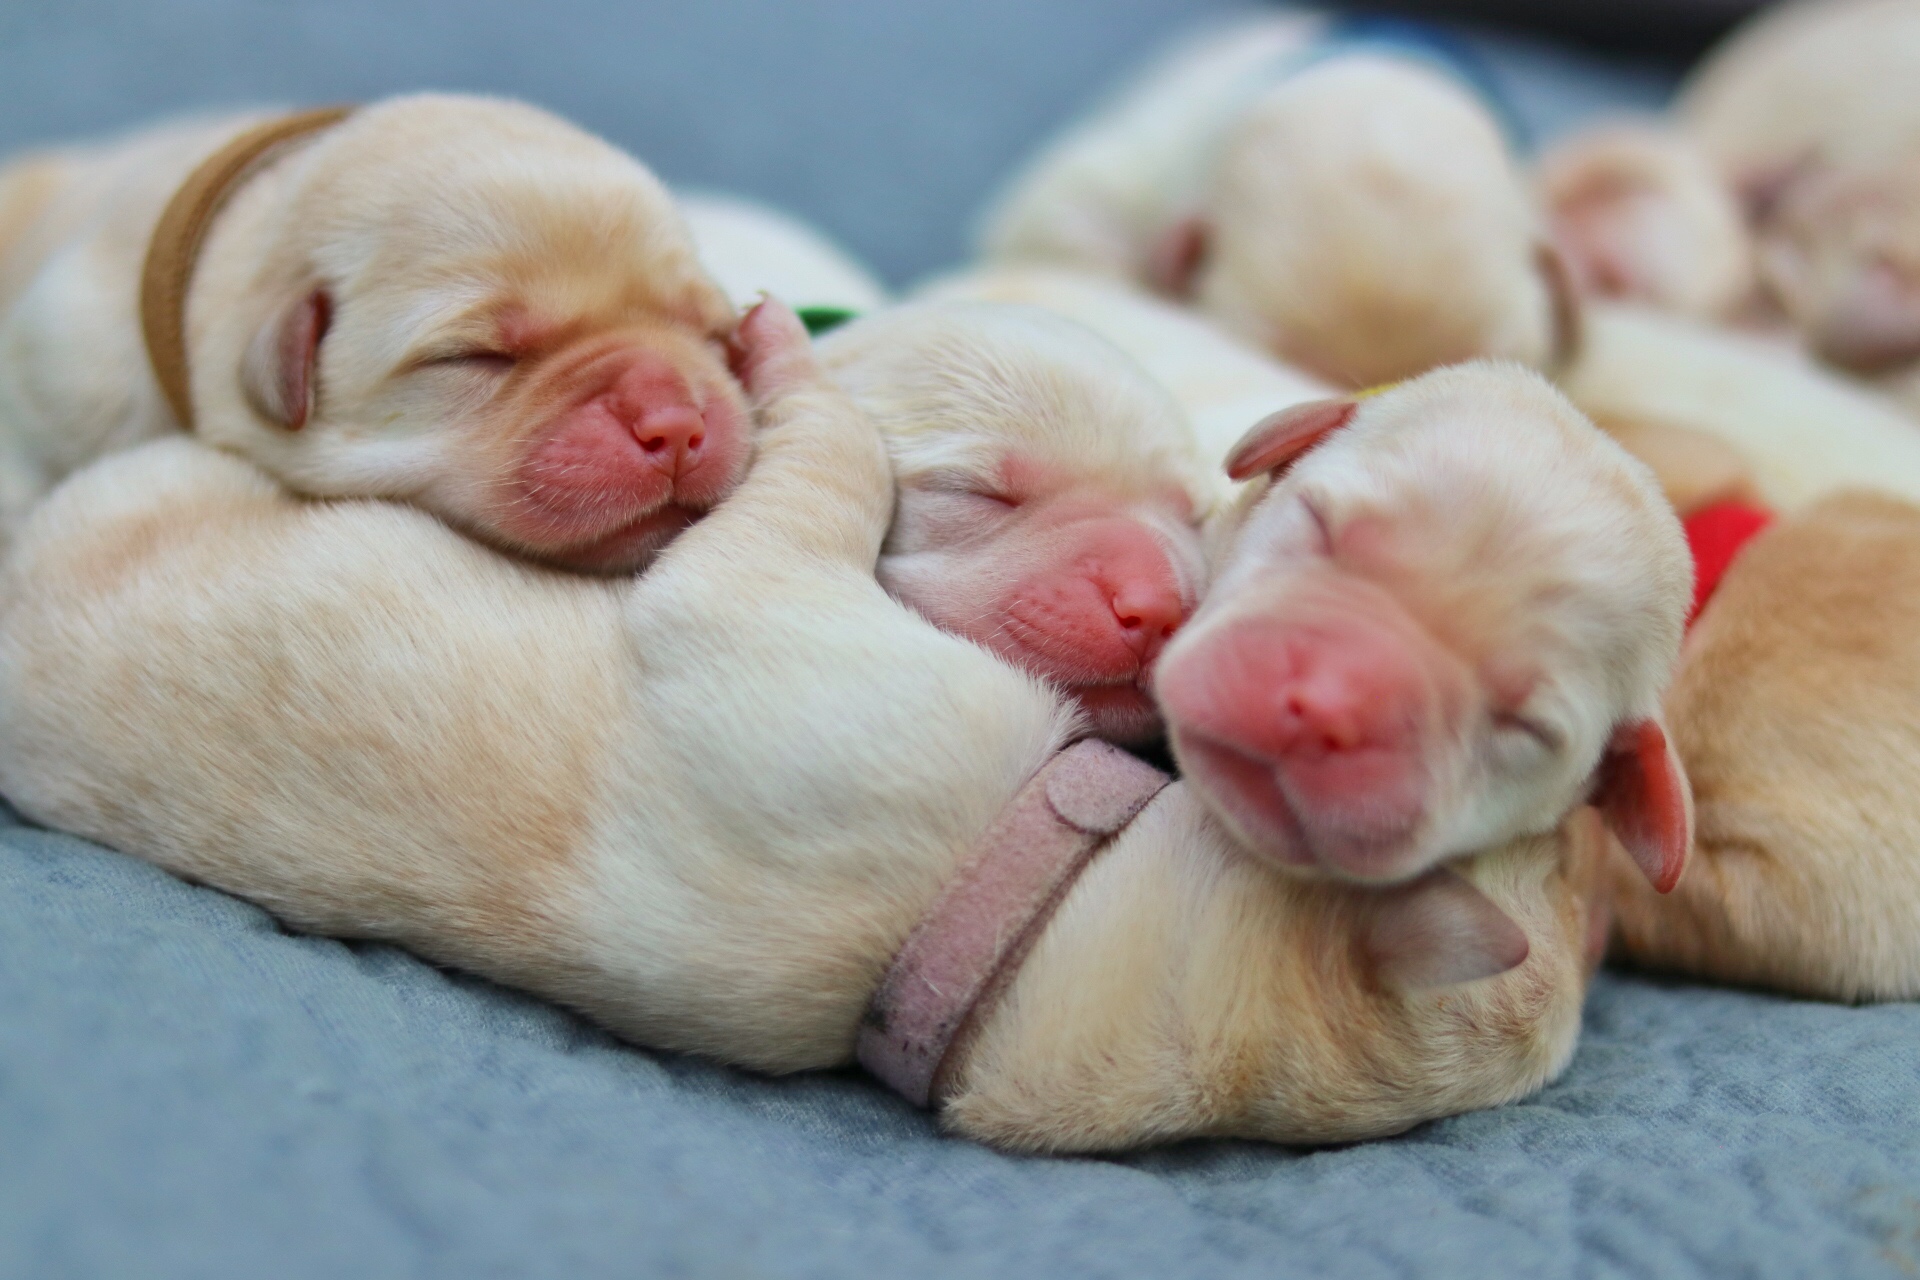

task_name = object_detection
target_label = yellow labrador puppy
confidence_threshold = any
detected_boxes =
[0,95,747,572]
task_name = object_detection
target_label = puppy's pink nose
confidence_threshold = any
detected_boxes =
[607,359,709,478]
[632,404,706,472]
[1270,660,1396,757]
[1169,622,1416,764]
[1110,575,1185,662]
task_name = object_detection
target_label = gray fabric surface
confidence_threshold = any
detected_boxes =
[7,820,1920,1279]
[4,4,1916,1277]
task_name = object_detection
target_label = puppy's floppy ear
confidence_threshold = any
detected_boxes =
[1536,241,1584,370]
[1223,398,1357,481]
[1146,215,1209,299]
[242,287,330,430]
[1358,869,1531,991]
[1592,717,1692,894]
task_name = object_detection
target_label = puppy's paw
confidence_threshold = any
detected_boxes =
[731,296,820,407]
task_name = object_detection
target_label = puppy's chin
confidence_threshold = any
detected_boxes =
[519,504,702,576]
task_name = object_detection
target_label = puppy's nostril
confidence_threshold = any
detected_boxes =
[638,434,670,454]
[685,432,704,452]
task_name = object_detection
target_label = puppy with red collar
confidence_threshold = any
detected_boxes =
[0,96,748,572]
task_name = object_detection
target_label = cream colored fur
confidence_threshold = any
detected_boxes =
[1609,491,1920,1001]
[1536,121,1756,321]
[916,265,1333,498]
[1682,0,1920,183]
[0,314,1597,1153]
[1679,0,1920,380]
[975,15,1559,388]
[1560,301,1920,511]
[0,96,738,563]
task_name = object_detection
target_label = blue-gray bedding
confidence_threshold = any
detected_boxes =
[10,821,1920,1278]
[3,3,1917,1277]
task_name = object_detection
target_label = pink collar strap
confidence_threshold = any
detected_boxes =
[857,738,1171,1108]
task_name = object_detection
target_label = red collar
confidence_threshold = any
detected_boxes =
[857,739,1170,1108]
[1684,500,1775,629]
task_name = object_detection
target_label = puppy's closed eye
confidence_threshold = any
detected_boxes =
[1493,711,1559,754]
[919,470,1022,510]
[421,349,518,375]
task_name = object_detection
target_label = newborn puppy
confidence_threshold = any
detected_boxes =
[819,302,1211,743]
[1537,122,1757,322]
[978,14,1574,388]
[1678,0,1920,378]
[0,96,745,571]
[1155,365,1694,890]
[1608,490,1920,1001]
[0,300,1605,1152]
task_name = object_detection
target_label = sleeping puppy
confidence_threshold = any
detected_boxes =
[1607,490,1920,1001]
[1158,368,1693,891]
[0,298,1606,1153]
[977,14,1575,389]
[0,95,746,572]
[924,268,1695,890]
[819,302,1210,743]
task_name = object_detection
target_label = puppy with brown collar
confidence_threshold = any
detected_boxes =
[0,95,747,572]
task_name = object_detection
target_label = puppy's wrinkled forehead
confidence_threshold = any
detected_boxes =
[286,96,730,337]
[823,301,1213,504]
[1283,363,1688,695]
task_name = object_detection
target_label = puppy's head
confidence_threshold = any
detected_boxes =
[1747,149,1920,377]
[1537,121,1756,320]
[1157,362,1693,889]
[197,94,748,574]
[1164,57,1576,389]
[822,302,1211,743]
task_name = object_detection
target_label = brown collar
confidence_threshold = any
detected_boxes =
[856,739,1171,1109]
[139,106,353,430]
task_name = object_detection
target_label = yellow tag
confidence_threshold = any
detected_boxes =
[1353,381,1400,400]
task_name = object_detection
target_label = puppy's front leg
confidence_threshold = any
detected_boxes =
[667,297,894,574]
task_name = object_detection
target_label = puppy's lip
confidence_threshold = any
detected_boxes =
[1171,726,1317,869]
[1171,724,1427,882]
